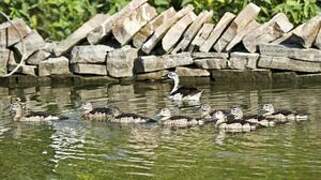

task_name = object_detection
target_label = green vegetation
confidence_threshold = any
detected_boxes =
[0,0,320,41]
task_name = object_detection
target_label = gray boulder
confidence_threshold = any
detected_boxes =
[39,57,70,76]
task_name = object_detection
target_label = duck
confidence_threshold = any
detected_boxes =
[110,107,156,124]
[230,106,277,128]
[10,99,67,122]
[163,72,203,101]
[80,102,118,121]
[212,107,257,133]
[154,108,204,127]
[199,104,229,123]
[262,104,308,122]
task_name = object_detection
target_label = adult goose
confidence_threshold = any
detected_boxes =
[164,72,203,101]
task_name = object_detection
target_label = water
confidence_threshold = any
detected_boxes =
[1,80,321,179]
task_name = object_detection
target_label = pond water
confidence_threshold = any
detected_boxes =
[0,80,321,179]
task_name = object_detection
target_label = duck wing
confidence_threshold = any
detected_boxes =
[170,87,202,97]
[26,111,51,118]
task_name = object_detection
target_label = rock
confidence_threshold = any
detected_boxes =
[258,55,321,73]
[292,15,321,48]
[189,23,214,51]
[13,30,46,58]
[39,57,70,76]
[132,7,176,48]
[135,52,193,73]
[315,27,321,49]
[243,13,293,52]
[200,12,235,52]
[26,50,51,65]
[214,3,260,52]
[112,3,157,45]
[225,20,260,52]
[172,10,213,54]
[54,14,109,56]
[229,52,260,70]
[162,11,197,53]
[142,5,194,54]
[194,58,227,70]
[192,52,229,59]
[72,63,107,76]
[259,44,321,62]
[175,67,210,76]
[106,46,138,78]
[8,64,37,76]
[70,45,113,64]
[0,48,15,75]
[0,19,32,47]
[136,70,169,81]
[87,0,148,44]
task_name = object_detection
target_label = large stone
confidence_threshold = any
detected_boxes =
[175,67,210,76]
[135,52,193,73]
[132,8,176,48]
[162,11,197,52]
[214,3,260,52]
[258,55,321,73]
[200,12,235,52]
[259,44,321,62]
[70,45,113,64]
[7,64,37,76]
[243,13,293,52]
[106,46,138,78]
[229,52,260,70]
[292,15,321,48]
[72,63,107,76]
[142,5,194,54]
[189,23,214,51]
[87,0,147,44]
[136,70,169,81]
[172,10,213,54]
[0,48,15,75]
[54,14,109,56]
[112,3,157,45]
[315,27,321,49]
[0,19,32,47]
[225,20,260,51]
[39,57,70,76]
[26,50,51,65]
[192,52,229,59]
[13,30,46,58]
[194,58,228,70]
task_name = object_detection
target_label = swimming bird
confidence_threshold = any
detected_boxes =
[10,100,67,122]
[80,102,118,121]
[229,106,276,128]
[164,72,203,101]
[212,107,257,133]
[262,104,308,122]
[154,108,203,127]
[199,104,229,123]
[110,107,156,124]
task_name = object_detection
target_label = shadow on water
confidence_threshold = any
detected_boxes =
[0,79,321,179]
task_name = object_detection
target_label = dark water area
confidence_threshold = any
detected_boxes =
[0,79,321,179]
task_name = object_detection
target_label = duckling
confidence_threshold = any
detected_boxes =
[155,108,203,127]
[10,101,67,122]
[110,107,155,124]
[230,106,277,128]
[213,107,255,133]
[80,102,118,121]
[164,72,203,101]
[199,104,229,123]
[262,104,308,122]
